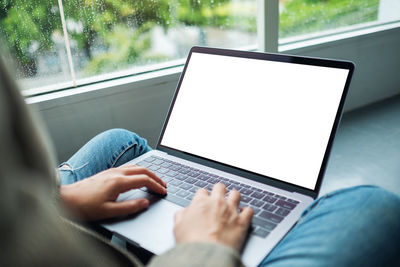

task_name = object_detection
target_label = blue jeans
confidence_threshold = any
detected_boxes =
[59,129,400,266]
[59,128,151,185]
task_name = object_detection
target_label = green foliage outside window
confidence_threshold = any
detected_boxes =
[0,0,379,79]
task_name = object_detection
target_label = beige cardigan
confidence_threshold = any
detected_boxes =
[0,53,243,267]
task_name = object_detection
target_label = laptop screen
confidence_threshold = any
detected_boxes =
[160,50,350,190]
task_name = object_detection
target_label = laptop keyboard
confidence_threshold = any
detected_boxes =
[135,155,300,238]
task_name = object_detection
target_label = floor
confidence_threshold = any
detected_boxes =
[320,94,400,197]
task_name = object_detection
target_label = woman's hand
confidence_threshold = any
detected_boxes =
[173,183,253,252]
[60,165,166,221]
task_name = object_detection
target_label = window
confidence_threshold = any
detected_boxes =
[1,0,257,91]
[0,0,399,93]
[279,0,400,42]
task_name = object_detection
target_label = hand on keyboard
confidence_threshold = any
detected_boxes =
[173,183,253,252]
[60,164,167,221]
[137,155,300,238]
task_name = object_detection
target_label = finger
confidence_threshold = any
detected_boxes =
[120,165,166,187]
[117,175,167,195]
[103,198,149,218]
[211,183,226,199]
[227,190,241,208]
[239,206,254,227]
[192,188,209,202]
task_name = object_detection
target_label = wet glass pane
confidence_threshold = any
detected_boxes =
[279,0,391,40]
[62,0,257,80]
[0,0,72,90]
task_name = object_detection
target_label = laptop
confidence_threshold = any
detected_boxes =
[102,46,354,266]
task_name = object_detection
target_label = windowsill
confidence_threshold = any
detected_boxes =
[23,59,186,98]
[26,65,183,109]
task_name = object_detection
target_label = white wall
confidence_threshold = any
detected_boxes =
[29,26,400,162]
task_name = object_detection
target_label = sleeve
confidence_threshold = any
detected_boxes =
[147,242,244,267]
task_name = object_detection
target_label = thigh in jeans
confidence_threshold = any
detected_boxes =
[259,185,400,267]
[59,129,151,185]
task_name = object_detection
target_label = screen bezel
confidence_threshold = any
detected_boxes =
[157,46,355,199]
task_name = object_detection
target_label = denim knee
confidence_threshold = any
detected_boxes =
[59,128,151,184]
[303,185,400,217]
[103,128,151,167]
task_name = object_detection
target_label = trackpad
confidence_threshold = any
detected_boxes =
[102,190,181,254]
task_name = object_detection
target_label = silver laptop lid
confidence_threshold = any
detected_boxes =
[158,46,354,198]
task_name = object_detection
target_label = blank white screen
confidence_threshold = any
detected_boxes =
[161,52,349,190]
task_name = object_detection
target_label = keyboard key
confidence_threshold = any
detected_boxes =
[252,217,277,231]
[136,161,151,167]
[185,177,198,184]
[252,207,261,216]
[240,183,251,188]
[176,190,190,198]
[207,177,220,184]
[148,165,160,171]
[259,211,284,224]
[251,191,265,199]
[228,184,242,191]
[179,168,190,174]
[220,181,231,187]
[250,199,264,207]
[253,228,270,238]
[275,207,290,217]
[188,171,200,178]
[158,168,169,174]
[169,165,181,171]
[275,200,296,210]
[276,195,286,200]
[239,188,253,196]
[287,199,300,204]
[195,180,208,187]
[167,186,179,194]
[161,162,172,168]
[175,174,187,181]
[189,186,200,193]
[153,159,164,165]
[241,195,252,203]
[169,180,182,187]
[262,203,278,212]
[166,171,178,177]
[179,183,192,190]
[165,194,190,207]
[162,176,173,183]
[263,195,277,204]
[197,174,209,181]
[144,157,156,162]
